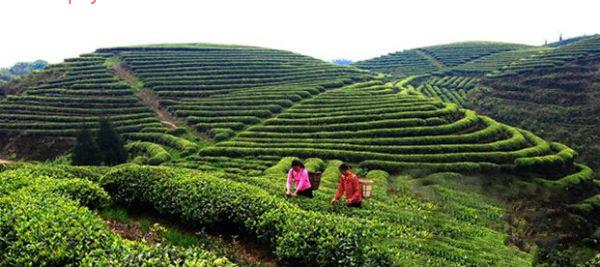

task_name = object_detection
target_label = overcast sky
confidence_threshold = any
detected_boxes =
[0,0,598,67]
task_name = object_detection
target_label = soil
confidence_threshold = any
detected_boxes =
[111,61,180,129]
[415,49,446,68]
[110,60,215,143]
[137,88,180,129]
[104,210,278,266]
[0,133,74,161]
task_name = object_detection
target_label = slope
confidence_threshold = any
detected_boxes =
[0,44,369,161]
[353,41,531,77]
[98,44,370,141]
[472,54,600,171]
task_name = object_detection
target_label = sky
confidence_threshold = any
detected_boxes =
[0,0,598,67]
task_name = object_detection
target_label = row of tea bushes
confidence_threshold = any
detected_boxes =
[205,81,575,173]
[0,166,233,266]
[100,45,370,140]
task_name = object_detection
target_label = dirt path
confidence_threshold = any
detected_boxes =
[111,61,180,129]
[111,62,142,89]
[137,88,181,129]
[415,49,446,69]
[0,159,13,164]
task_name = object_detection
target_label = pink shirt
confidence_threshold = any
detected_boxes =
[287,168,312,192]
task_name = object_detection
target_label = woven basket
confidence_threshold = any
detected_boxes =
[359,179,374,198]
[308,171,322,190]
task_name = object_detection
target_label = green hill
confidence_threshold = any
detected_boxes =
[354,37,600,264]
[353,41,531,76]
[0,43,598,266]
[0,45,368,160]
[358,36,600,172]
[471,39,600,172]
[547,34,600,47]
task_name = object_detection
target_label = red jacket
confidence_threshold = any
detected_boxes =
[335,172,363,204]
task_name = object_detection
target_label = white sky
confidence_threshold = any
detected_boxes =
[0,0,598,67]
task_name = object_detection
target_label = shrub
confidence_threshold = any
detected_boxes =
[125,132,198,156]
[322,160,344,182]
[49,179,111,209]
[535,164,594,201]
[100,165,391,266]
[264,156,298,175]
[125,141,172,165]
[305,158,326,173]
[0,166,232,266]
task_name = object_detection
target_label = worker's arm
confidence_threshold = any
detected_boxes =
[286,169,293,193]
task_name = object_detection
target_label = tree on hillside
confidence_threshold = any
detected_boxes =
[96,118,128,166]
[71,128,102,166]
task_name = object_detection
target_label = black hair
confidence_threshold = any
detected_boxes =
[291,159,304,168]
[338,163,351,172]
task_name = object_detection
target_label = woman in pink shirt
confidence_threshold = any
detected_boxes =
[286,160,313,198]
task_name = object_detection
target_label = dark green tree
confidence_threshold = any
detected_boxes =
[96,118,128,166]
[71,128,102,166]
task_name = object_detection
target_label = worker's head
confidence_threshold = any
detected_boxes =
[338,163,352,175]
[291,159,304,171]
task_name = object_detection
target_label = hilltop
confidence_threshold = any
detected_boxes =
[353,41,532,76]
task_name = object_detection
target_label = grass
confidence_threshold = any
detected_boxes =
[100,207,131,223]
[97,206,276,266]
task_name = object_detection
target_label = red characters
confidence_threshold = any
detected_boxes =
[69,0,97,4]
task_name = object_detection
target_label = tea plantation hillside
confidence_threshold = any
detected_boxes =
[0,43,599,266]
[205,81,578,174]
[353,41,531,76]
[0,44,369,161]
[471,37,600,171]
[356,36,600,172]
[352,37,600,264]
[97,45,368,140]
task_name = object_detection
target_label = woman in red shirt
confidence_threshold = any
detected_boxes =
[331,163,362,207]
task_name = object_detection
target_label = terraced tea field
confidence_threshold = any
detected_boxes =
[0,53,164,136]
[493,35,600,76]
[0,41,599,266]
[104,46,367,140]
[206,81,573,173]
[354,42,531,77]
[412,76,479,106]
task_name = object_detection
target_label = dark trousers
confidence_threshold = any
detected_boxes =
[347,201,362,208]
[297,188,314,198]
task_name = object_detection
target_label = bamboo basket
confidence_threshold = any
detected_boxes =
[308,171,322,190]
[359,179,374,198]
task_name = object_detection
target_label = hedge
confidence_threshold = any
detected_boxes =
[125,141,172,165]
[124,133,198,156]
[100,165,391,266]
[220,126,527,155]
[0,167,232,266]
[264,156,298,175]
[250,117,444,133]
[534,164,594,199]
[305,158,326,173]
[238,110,477,139]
